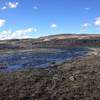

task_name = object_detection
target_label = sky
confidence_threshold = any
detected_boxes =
[0,0,100,40]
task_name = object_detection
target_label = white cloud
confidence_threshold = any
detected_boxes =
[33,6,38,10]
[1,6,7,10]
[84,8,90,10]
[7,2,19,8]
[94,18,100,26]
[0,19,6,27]
[1,2,19,10]
[0,27,37,40]
[50,24,57,28]
[82,23,91,27]
[81,23,91,32]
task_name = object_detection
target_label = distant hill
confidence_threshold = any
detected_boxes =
[0,34,100,50]
[39,34,100,41]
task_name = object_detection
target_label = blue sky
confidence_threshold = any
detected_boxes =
[0,0,100,39]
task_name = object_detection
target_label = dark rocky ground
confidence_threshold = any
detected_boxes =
[0,53,100,100]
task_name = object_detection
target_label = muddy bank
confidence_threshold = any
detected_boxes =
[0,53,100,100]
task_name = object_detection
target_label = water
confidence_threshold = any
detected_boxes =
[0,47,89,72]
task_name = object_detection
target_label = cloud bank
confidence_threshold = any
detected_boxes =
[0,27,37,40]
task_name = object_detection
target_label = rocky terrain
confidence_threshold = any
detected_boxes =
[0,34,100,100]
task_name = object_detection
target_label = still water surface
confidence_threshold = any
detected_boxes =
[0,48,89,71]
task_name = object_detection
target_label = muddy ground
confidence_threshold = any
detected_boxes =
[0,48,100,100]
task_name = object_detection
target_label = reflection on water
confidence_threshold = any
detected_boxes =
[0,48,89,71]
